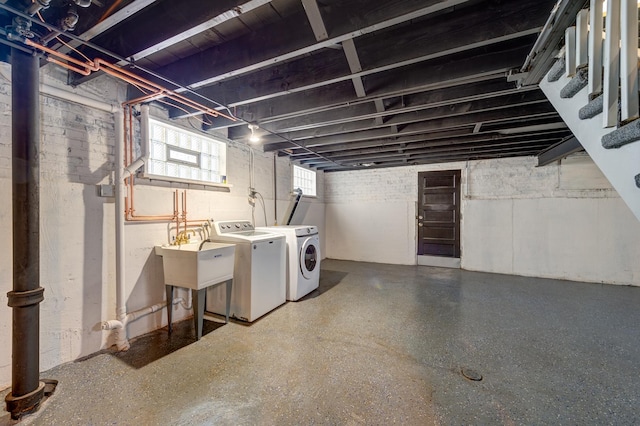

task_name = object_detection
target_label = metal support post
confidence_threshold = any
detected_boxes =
[5,47,46,420]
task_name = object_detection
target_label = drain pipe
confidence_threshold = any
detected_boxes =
[112,108,130,351]
[107,104,150,350]
[5,47,46,420]
[102,296,191,331]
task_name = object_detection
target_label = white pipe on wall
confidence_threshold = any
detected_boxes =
[3,66,118,113]
[113,109,130,351]
[40,84,119,113]
[35,81,188,348]
[101,297,188,331]
[107,104,187,348]
[126,301,166,324]
[122,104,150,178]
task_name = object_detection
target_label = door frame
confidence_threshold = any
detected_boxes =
[416,169,462,268]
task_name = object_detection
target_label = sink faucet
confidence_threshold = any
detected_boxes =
[174,230,192,245]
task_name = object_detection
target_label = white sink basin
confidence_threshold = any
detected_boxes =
[155,242,235,290]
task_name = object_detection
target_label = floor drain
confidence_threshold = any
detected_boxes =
[461,367,482,381]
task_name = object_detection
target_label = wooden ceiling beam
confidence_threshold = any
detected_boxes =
[170,4,547,111]
[254,90,549,144]
[222,44,531,139]
[314,146,550,171]
[262,105,559,151]
[153,0,473,89]
[301,137,566,166]
[290,129,571,161]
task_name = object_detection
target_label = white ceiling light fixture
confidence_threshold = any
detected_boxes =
[248,123,260,144]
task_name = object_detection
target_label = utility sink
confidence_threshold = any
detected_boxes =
[155,242,235,290]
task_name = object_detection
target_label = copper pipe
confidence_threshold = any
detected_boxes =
[175,191,180,236]
[126,92,165,106]
[126,216,176,222]
[122,110,128,169]
[97,0,123,24]
[22,41,216,225]
[181,191,187,234]
[128,107,133,164]
[97,59,235,120]
[25,39,237,121]
[27,39,93,70]
[46,57,91,76]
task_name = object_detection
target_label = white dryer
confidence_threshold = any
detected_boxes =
[257,225,320,301]
[207,220,286,322]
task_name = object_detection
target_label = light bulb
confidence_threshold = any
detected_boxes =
[248,123,260,143]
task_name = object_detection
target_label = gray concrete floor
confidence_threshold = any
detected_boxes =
[3,259,640,425]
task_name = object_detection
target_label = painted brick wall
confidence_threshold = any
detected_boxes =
[325,155,640,285]
[0,62,325,389]
[0,64,11,393]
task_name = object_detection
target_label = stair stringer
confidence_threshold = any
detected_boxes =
[540,71,640,222]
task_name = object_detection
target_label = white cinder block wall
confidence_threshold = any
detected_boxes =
[325,155,640,285]
[0,63,325,389]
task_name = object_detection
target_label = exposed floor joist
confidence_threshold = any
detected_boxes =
[0,0,568,171]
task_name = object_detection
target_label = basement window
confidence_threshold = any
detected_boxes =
[293,165,316,196]
[145,118,226,185]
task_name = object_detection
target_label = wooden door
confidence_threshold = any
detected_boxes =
[417,170,461,258]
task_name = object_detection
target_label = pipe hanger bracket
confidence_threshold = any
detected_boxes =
[7,287,44,308]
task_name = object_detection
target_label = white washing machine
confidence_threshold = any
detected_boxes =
[257,225,320,301]
[207,220,286,322]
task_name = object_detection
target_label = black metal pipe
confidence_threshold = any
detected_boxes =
[5,46,45,420]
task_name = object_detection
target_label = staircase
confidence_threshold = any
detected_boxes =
[538,0,640,221]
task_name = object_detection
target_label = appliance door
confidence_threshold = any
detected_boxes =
[299,237,320,279]
[251,238,286,319]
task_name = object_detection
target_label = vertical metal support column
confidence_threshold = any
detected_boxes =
[620,0,639,122]
[588,0,604,98]
[4,47,46,420]
[603,0,621,127]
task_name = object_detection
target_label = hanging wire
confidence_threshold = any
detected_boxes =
[0,2,236,118]
[2,1,342,168]
[255,191,268,226]
[55,35,92,62]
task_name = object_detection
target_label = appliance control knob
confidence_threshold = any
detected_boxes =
[235,224,241,229]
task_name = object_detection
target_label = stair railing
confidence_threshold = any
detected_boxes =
[564,0,638,128]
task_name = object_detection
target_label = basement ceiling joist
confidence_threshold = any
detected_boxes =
[221,39,538,138]
[291,129,572,161]
[0,0,571,172]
